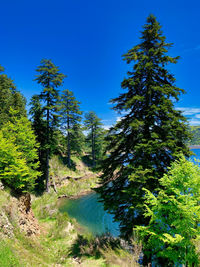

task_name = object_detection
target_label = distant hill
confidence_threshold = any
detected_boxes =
[188,126,200,146]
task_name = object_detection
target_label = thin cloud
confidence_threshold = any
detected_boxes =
[103,125,112,130]
[189,119,200,126]
[176,107,200,116]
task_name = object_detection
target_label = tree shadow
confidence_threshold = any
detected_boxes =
[69,234,123,260]
[57,154,76,171]
[80,155,93,168]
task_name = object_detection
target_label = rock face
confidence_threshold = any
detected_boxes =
[0,211,14,238]
[0,181,4,190]
[17,193,40,236]
[0,192,40,238]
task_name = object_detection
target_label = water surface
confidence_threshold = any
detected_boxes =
[59,192,120,237]
[60,148,200,237]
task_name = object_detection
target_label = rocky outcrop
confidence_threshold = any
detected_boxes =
[17,193,40,236]
[0,192,40,238]
[0,180,4,190]
[0,211,14,238]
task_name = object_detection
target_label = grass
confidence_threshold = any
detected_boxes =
[0,156,140,266]
[0,240,20,267]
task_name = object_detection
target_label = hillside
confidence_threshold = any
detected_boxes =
[0,156,140,267]
[189,126,200,146]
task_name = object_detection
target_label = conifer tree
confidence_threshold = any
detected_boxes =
[0,65,26,127]
[96,15,191,240]
[35,59,65,192]
[29,95,46,191]
[70,123,85,156]
[59,89,82,167]
[84,111,103,167]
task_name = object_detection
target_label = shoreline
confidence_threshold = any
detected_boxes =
[189,145,200,149]
[57,188,95,201]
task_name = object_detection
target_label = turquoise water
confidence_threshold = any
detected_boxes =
[60,149,200,237]
[59,192,120,236]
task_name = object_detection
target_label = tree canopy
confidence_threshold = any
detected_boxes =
[135,156,200,265]
[59,89,82,167]
[96,15,191,241]
[35,59,66,192]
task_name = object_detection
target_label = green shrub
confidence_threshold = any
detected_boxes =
[136,156,200,265]
[0,109,40,192]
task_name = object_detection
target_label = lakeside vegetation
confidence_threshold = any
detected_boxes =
[189,126,200,146]
[1,14,200,266]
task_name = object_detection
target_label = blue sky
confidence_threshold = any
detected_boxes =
[1,0,200,127]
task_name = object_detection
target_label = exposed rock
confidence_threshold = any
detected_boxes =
[0,181,4,190]
[64,222,74,233]
[0,211,14,238]
[48,209,58,217]
[17,193,40,236]
[58,194,68,199]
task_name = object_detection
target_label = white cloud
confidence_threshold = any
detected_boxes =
[195,114,200,119]
[176,107,200,116]
[103,125,112,130]
[116,116,122,122]
[189,119,200,126]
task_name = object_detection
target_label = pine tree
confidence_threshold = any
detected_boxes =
[70,123,85,156]
[29,95,47,191]
[96,15,191,241]
[84,111,103,167]
[0,65,26,127]
[35,59,65,192]
[59,89,82,167]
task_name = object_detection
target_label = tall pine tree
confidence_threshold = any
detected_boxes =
[96,15,191,240]
[0,64,26,127]
[84,111,103,167]
[59,89,82,167]
[29,95,47,191]
[35,59,65,192]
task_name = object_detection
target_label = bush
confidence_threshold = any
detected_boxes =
[0,110,40,192]
[135,156,200,265]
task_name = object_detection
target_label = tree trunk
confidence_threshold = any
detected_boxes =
[51,175,57,193]
[92,126,95,167]
[46,95,50,192]
[67,114,71,168]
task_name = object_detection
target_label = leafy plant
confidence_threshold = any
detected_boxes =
[135,156,200,265]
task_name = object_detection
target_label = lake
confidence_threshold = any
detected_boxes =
[60,148,200,237]
[59,192,120,236]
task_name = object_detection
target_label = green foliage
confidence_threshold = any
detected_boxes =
[188,126,200,146]
[97,14,191,240]
[0,65,26,128]
[0,132,34,192]
[84,111,105,167]
[0,110,40,192]
[35,59,66,191]
[70,123,85,156]
[29,94,47,191]
[0,240,20,267]
[59,89,83,166]
[35,59,66,132]
[135,156,200,265]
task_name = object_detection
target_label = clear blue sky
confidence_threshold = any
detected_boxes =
[1,0,200,127]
